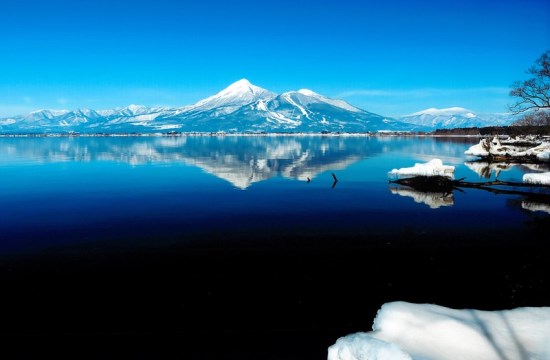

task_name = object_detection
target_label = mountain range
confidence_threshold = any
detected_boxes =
[0,79,516,134]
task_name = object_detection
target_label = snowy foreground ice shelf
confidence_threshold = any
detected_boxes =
[328,301,550,360]
[465,136,550,160]
[388,159,455,179]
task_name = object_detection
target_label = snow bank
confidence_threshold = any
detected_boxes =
[465,137,550,159]
[516,141,550,157]
[328,301,550,360]
[464,137,496,157]
[523,171,550,185]
[328,333,412,360]
[500,135,541,145]
[388,159,455,178]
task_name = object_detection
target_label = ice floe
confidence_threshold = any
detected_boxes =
[388,159,455,179]
[328,301,550,360]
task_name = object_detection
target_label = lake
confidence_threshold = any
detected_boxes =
[1,135,549,358]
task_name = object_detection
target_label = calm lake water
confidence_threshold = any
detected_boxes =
[1,135,549,358]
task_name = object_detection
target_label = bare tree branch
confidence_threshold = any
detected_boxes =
[509,50,550,115]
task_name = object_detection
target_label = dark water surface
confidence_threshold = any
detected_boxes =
[1,136,549,358]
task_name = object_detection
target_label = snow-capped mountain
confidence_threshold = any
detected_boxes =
[5,80,512,134]
[399,107,515,129]
[219,86,413,132]
[179,79,276,116]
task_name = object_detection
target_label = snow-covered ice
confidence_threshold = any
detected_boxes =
[464,137,509,157]
[328,301,550,360]
[500,135,541,145]
[328,333,412,360]
[388,159,455,178]
[465,137,550,159]
[523,171,550,185]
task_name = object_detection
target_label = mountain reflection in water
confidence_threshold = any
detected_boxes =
[1,136,384,189]
[389,185,454,209]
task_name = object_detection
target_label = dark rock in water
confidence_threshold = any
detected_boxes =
[390,176,460,192]
[391,175,550,201]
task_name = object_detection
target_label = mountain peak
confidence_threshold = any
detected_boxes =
[223,79,267,97]
[397,106,516,130]
[297,89,320,97]
[125,104,145,111]
[29,109,69,115]
[229,78,252,87]
[184,79,275,114]
[285,89,361,113]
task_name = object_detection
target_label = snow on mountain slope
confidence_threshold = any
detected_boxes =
[297,89,362,113]
[220,89,415,132]
[26,109,70,120]
[178,79,276,116]
[400,107,514,129]
[0,80,464,134]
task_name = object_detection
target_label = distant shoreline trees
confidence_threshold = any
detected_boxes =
[431,125,550,136]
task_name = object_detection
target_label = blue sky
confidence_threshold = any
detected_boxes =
[1,0,548,117]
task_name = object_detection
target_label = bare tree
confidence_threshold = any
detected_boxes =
[509,50,550,115]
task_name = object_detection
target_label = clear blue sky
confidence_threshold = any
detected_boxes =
[1,0,548,117]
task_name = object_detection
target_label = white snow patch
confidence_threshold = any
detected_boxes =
[466,138,550,159]
[296,89,362,113]
[523,171,550,185]
[501,135,541,145]
[328,333,412,360]
[256,100,268,111]
[180,79,276,115]
[328,301,550,360]
[388,159,455,178]
[297,89,318,97]
[283,93,310,118]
